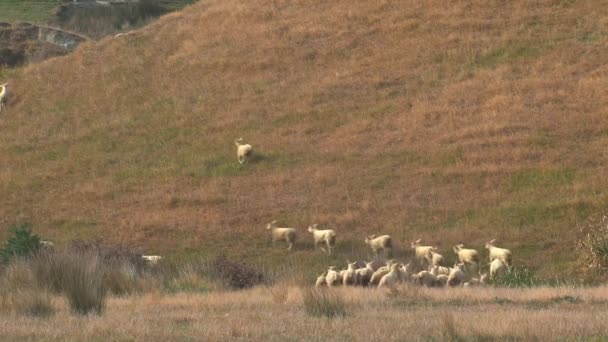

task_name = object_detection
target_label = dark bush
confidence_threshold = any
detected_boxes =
[207,254,265,290]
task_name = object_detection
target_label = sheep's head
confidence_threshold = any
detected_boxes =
[266,220,277,230]
[328,266,336,271]
[453,244,464,253]
[365,235,376,244]
[411,238,422,249]
[485,239,496,249]
[307,224,318,233]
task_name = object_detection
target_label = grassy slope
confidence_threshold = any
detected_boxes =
[1,0,608,277]
[0,0,62,23]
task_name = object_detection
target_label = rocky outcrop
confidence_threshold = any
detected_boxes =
[0,22,88,67]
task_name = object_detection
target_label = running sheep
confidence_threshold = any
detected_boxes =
[485,239,512,266]
[453,244,479,275]
[411,239,435,267]
[234,138,253,164]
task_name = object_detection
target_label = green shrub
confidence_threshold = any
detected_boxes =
[494,268,538,288]
[302,288,347,318]
[0,225,40,264]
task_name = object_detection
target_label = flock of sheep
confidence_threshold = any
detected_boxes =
[242,139,514,289]
[315,239,512,288]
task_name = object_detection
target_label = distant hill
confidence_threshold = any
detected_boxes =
[1,0,607,277]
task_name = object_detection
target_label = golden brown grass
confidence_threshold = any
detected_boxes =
[0,0,607,277]
[2,285,608,340]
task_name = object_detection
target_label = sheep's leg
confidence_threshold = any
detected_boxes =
[287,242,293,251]
[320,246,327,254]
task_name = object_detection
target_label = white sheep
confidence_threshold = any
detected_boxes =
[378,263,403,288]
[307,224,336,255]
[325,266,340,287]
[234,138,253,164]
[141,255,163,265]
[485,239,512,266]
[365,234,393,257]
[411,239,435,266]
[342,262,358,286]
[266,220,296,251]
[489,258,508,280]
[0,83,7,113]
[315,271,327,287]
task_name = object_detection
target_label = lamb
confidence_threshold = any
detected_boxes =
[356,262,375,286]
[435,274,449,287]
[266,220,296,251]
[430,265,451,276]
[365,235,393,257]
[342,262,358,286]
[453,244,479,275]
[430,250,445,267]
[489,258,508,280]
[315,271,327,287]
[234,138,253,164]
[141,255,163,265]
[307,224,336,255]
[411,239,435,266]
[447,263,471,287]
[369,261,393,286]
[40,240,55,249]
[0,83,7,113]
[325,266,341,287]
[485,239,512,266]
[378,263,403,288]
[412,270,437,287]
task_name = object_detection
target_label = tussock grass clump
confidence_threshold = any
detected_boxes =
[0,260,55,318]
[578,210,608,277]
[59,251,107,315]
[302,288,347,318]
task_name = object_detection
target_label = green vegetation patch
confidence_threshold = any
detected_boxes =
[472,41,541,70]
[0,0,62,23]
[509,168,575,192]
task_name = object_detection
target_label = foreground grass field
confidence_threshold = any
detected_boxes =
[2,285,608,341]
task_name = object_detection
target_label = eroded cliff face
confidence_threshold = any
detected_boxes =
[0,22,87,67]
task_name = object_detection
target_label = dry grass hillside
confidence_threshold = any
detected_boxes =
[1,0,607,277]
